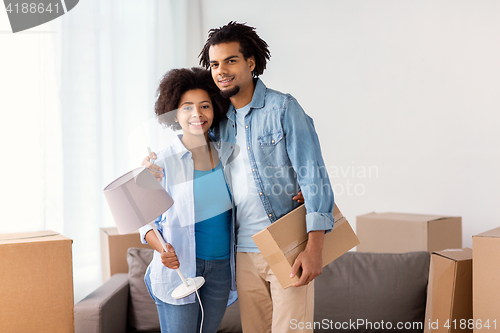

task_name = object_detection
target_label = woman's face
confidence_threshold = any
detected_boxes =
[175,89,214,139]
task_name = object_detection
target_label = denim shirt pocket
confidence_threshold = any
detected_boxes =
[258,130,289,167]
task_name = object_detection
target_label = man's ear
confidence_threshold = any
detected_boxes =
[248,56,256,72]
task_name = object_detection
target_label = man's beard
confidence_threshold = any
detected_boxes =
[219,86,240,99]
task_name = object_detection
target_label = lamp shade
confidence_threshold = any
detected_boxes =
[103,167,174,234]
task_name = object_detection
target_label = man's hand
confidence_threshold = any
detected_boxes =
[290,230,324,287]
[142,152,163,181]
[292,191,304,203]
[161,243,180,269]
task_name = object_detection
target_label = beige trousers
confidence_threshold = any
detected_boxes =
[236,252,314,333]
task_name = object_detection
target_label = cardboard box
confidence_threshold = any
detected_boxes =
[100,227,151,281]
[356,212,462,253]
[0,231,74,333]
[473,227,500,332]
[424,248,472,333]
[252,204,359,289]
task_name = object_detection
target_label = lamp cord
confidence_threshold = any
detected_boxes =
[190,278,204,333]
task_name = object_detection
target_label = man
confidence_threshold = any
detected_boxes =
[145,22,334,333]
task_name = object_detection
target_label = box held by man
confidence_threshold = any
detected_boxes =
[253,203,359,289]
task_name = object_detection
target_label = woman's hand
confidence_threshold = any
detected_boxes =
[161,243,180,269]
[142,152,164,181]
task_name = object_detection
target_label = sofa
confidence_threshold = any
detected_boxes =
[75,249,430,333]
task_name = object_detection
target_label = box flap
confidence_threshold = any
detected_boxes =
[0,230,60,242]
[433,248,472,261]
[359,212,453,223]
[450,257,473,324]
[424,254,456,331]
[473,226,500,238]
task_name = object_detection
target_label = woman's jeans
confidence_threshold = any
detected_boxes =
[145,258,231,333]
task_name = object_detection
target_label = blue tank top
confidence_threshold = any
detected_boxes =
[193,161,232,260]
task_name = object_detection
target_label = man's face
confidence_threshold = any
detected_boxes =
[208,42,255,101]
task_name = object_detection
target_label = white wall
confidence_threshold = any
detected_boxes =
[2,0,499,302]
[200,0,500,248]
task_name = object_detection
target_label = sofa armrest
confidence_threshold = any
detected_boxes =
[75,273,130,333]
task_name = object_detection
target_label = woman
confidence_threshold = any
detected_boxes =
[139,67,234,333]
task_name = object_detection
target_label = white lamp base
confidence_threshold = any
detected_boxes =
[171,276,205,299]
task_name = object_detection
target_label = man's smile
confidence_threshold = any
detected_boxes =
[218,77,234,87]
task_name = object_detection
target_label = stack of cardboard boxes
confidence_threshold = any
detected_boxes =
[99,208,499,333]
[2,210,497,332]
[357,212,499,333]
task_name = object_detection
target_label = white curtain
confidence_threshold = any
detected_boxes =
[1,0,204,302]
[0,17,63,235]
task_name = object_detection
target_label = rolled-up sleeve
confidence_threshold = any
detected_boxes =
[139,215,163,244]
[282,96,335,233]
[139,224,153,244]
[306,212,335,233]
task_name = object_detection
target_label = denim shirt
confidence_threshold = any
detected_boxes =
[212,79,335,233]
[139,135,237,305]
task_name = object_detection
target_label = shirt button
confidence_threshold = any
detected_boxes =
[247,146,250,150]
[259,192,263,195]
[230,146,233,149]
[268,214,272,217]
[246,125,248,129]
[271,140,275,144]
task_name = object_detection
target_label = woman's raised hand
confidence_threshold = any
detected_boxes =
[142,152,164,181]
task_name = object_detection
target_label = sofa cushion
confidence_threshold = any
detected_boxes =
[127,248,160,332]
[314,251,430,333]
